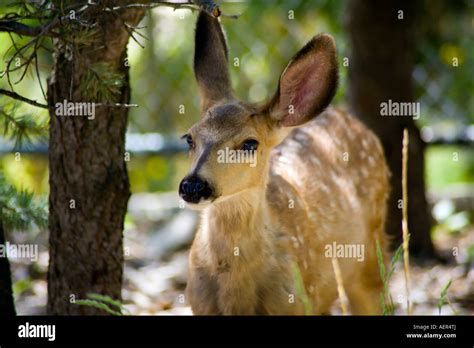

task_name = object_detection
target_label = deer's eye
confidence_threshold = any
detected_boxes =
[183,134,195,150]
[241,139,259,152]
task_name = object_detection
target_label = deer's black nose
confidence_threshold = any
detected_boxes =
[179,176,212,204]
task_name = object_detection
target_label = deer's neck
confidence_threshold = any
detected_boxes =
[202,184,275,266]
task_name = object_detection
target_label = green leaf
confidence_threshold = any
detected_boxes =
[291,262,312,315]
[86,293,129,313]
[74,299,123,316]
[375,239,386,281]
[73,293,128,315]
[387,244,404,281]
[438,279,453,315]
[380,292,386,315]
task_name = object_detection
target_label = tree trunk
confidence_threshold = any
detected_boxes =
[0,221,16,315]
[47,5,145,315]
[345,0,436,259]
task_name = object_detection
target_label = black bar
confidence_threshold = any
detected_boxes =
[0,315,472,346]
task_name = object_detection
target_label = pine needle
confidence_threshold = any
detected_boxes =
[79,62,124,102]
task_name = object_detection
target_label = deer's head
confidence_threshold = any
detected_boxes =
[179,12,338,209]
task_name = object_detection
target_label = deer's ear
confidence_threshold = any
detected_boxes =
[194,11,232,111]
[268,34,338,127]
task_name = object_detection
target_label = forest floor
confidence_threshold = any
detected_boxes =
[11,192,474,315]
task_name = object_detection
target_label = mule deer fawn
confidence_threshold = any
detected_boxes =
[179,12,390,315]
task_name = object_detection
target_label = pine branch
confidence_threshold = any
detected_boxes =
[0,104,48,149]
[0,0,238,110]
[95,102,139,108]
[108,1,239,18]
[0,20,57,37]
[0,175,47,231]
[0,89,48,109]
[78,62,125,102]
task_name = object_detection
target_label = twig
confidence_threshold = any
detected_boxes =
[0,21,48,36]
[0,89,48,109]
[109,1,239,19]
[2,16,58,92]
[402,128,412,315]
[105,6,146,49]
[95,102,139,108]
[110,1,194,11]
[331,257,348,315]
[34,50,47,102]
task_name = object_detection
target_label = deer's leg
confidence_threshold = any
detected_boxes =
[346,281,382,315]
[347,209,388,315]
[216,272,259,315]
[186,268,221,315]
[346,252,384,315]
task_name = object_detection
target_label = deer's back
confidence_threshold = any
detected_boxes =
[270,106,389,210]
[267,107,389,311]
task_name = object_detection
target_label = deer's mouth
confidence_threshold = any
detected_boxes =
[183,198,214,211]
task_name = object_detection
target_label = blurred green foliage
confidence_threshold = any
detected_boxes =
[426,146,474,189]
[128,0,347,135]
[415,0,474,126]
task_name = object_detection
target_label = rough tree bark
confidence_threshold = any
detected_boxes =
[47,4,145,314]
[0,221,16,315]
[345,0,436,259]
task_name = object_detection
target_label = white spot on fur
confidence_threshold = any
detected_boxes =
[368,156,376,167]
[309,156,321,166]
